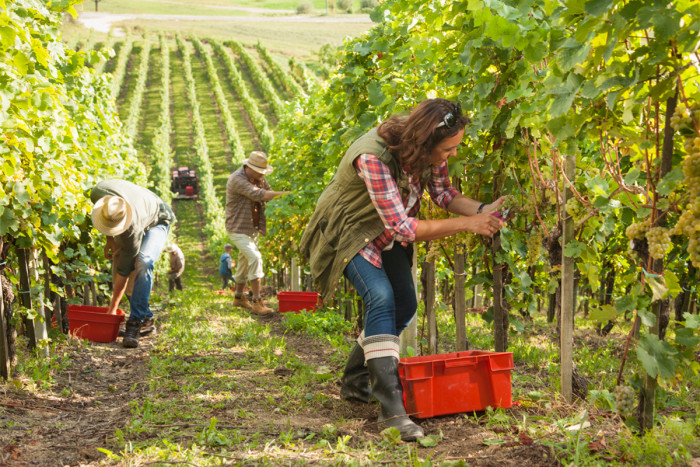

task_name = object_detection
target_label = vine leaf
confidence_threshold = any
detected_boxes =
[636,334,677,379]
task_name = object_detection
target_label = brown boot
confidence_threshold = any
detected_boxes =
[233,294,252,309]
[251,297,274,315]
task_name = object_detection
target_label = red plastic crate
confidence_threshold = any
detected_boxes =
[399,350,514,418]
[277,291,320,313]
[67,305,125,343]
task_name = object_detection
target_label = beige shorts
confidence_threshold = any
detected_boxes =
[228,232,264,283]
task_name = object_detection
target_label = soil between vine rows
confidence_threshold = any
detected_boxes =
[1,315,560,466]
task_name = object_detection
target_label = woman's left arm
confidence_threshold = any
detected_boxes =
[446,193,506,216]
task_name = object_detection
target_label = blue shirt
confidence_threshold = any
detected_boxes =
[219,252,232,277]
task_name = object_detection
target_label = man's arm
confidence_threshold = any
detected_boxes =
[261,190,291,202]
[108,273,128,315]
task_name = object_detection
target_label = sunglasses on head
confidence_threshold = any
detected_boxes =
[435,102,462,130]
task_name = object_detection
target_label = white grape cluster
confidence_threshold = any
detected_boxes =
[501,195,519,211]
[645,226,671,259]
[613,385,636,418]
[565,197,586,224]
[625,221,648,240]
[525,227,544,266]
[669,104,700,267]
[425,242,442,263]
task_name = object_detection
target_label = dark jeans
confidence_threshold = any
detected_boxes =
[343,243,416,338]
[169,276,182,291]
[221,276,232,289]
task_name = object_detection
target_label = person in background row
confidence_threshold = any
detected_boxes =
[166,243,185,291]
[91,179,175,348]
[300,99,505,441]
[219,244,234,290]
[225,151,291,315]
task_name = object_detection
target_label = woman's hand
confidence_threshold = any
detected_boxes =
[468,212,504,237]
[482,196,507,214]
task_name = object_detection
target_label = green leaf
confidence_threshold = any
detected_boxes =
[662,270,681,299]
[549,93,575,117]
[656,166,683,196]
[636,334,677,379]
[623,168,641,185]
[645,275,667,302]
[615,294,636,313]
[585,0,614,16]
[674,327,700,348]
[564,240,584,258]
[380,426,402,445]
[0,207,19,235]
[589,304,617,323]
[638,309,656,327]
[417,434,441,447]
[367,81,387,108]
[683,313,700,329]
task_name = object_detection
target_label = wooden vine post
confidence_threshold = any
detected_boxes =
[400,245,418,354]
[0,266,9,380]
[492,233,508,353]
[560,153,576,402]
[424,255,437,354]
[454,247,467,351]
[17,248,38,350]
[291,257,300,292]
[640,89,678,432]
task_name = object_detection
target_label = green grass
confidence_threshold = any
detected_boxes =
[211,43,262,152]
[136,40,163,165]
[188,39,232,205]
[111,19,372,61]
[169,42,195,166]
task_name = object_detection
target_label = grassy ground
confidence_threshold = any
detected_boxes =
[112,19,371,61]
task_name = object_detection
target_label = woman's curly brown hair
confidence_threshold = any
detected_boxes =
[377,98,468,181]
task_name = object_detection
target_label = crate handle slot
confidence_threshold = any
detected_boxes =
[444,359,478,369]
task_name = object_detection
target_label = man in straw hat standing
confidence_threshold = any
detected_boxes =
[91,179,175,348]
[225,151,290,315]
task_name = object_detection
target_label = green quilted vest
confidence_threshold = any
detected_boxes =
[299,128,413,302]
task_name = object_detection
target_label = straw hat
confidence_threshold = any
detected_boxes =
[91,195,133,236]
[244,151,274,175]
[165,244,177,253]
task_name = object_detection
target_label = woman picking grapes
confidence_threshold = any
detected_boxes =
[300,98,505,441]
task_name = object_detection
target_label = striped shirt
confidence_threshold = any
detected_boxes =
[353,154,459,267]
[225,166,270,236]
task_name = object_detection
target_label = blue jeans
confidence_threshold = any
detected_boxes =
[343,243,416,338]
[127,223,169,321]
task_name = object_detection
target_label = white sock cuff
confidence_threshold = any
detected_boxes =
[362,334,400,362]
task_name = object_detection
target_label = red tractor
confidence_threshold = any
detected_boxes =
[171,167,199,199]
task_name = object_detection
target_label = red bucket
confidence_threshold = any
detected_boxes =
[67,305,125,343]
[277,291,320,313]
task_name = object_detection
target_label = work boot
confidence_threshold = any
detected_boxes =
[368,356,424,441]
[122,317,142,348]
[118,318,156,338]
[250,297,274,316]
[340,343,371,403]
[232,294,252,310]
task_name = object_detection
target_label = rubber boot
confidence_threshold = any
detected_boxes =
[340,343,371,403]
[122,317,142,349]
[368,356,424,441]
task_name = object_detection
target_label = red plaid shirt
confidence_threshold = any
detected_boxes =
[354,154,459,267]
